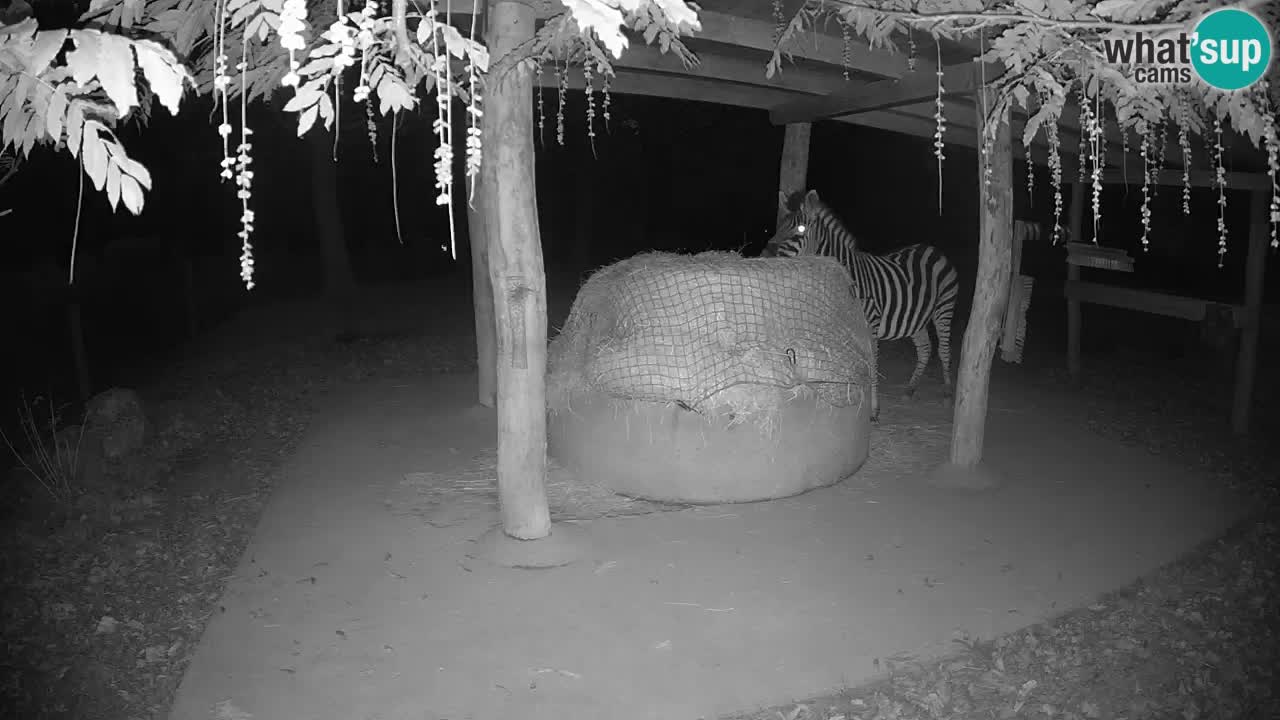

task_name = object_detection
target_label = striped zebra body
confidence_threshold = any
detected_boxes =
[764,189,960,422]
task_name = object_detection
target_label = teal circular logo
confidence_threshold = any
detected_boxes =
[1191,8,1273,91]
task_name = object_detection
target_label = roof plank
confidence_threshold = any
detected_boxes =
[446,7,910,79]
[769,61,997,124]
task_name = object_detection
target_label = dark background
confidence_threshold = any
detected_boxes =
[1,81,1274,423]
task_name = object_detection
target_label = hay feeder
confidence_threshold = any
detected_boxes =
[546,252,876,505]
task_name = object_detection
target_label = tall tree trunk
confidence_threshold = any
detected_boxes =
[468,175,497,408]
[307,129,356,296]
[482,0,551,540]
[949,100,1013,468]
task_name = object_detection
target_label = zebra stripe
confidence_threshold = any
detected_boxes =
[763,189,961,422]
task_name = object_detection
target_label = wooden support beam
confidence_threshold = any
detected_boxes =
[1101,167,1271,191]
[449,8,909,79]
[1232,188,1270,435]
[538,71,984,149]
[1066,181,1085,380]
[770,61,997,125]
[616,40,846,95]
[539,63,1088,171]
[1000,220,1030,360]
[777,123,811,222]
[467,172,497,409]
[1064,280,1242,323]
[693,12,908,78]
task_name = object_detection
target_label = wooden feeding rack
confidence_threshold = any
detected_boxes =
[1064,241,1133,273]
[1062,177,1270,435]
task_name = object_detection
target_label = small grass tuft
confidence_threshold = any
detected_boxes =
[1,392,86,504]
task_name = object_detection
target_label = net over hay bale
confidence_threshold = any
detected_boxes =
[547,251,875,504]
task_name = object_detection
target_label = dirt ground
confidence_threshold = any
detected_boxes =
[2,277,1278,720]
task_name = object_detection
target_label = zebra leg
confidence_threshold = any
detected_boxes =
[935,314,955,398]
[904,328,933,398]
[869,338,880,424]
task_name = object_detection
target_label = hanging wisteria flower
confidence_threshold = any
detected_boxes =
[353,0,380,102]
[464,3,483,199]
[278,0,309,87]
[322,16,359,72]
[235,126,255,289]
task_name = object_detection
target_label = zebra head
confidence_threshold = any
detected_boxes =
[763,189,829,258]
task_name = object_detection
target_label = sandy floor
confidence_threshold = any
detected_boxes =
[166,370,1248,720]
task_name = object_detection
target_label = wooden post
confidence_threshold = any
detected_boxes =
[467,174,497,408]
[776,122,811,222]
[1066,180,1085,380]
[307,128,356,296]
[571,149,595,271]
[1000,220,1028,358]
[1231,188,1269,434]
[949,99,1013,468]
[67,295,91,402]
[181,253,199,339]
[481,0,552,540]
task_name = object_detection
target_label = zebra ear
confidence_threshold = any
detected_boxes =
[777,190,788,208]
[804,189,821,206]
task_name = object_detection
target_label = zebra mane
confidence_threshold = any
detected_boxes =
[803,194,861,254]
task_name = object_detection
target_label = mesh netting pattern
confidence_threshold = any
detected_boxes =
[547,251,875,417]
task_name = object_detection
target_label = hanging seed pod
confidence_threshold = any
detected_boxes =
[1214,116,1228,269]
[934,39,946,214]
[556,58,568,147]
[1088,94,1103,242]
[1139,125,1152,253]
[365,99,378,164]
[536,61,546,146]
[1048,110,1064,242]
[602,73,612,132]
[1260,84,1278,249]
[1178,92,1192,216]
[840,18,851,81]
[584,60,597,156]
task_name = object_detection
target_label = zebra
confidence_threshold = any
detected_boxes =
[762,189,961,423]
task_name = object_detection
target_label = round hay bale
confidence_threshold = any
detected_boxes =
[546,251,876,504]
[548,389,870,504]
